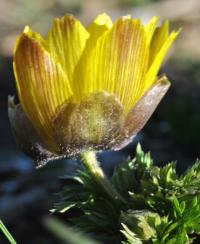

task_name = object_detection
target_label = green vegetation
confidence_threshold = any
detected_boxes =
[0,220,17,244]
[53,145,200,243]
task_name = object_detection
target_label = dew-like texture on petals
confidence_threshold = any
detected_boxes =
[53,91,124,155]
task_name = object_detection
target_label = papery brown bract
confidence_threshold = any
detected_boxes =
[8,97,63,168]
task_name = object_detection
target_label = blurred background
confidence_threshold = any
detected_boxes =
[0,0,200,243]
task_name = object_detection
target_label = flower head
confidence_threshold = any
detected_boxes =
[9,13,179,167]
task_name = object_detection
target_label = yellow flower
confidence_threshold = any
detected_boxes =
[9,13,179,167]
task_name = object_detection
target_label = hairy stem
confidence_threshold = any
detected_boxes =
[80,150,126,203]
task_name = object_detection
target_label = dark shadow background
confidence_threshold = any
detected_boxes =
[0,0,200,243]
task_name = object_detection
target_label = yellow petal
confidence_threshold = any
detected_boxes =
[47,14,89,98]
[72,13,113,101]
[86,13,112,53]
[144,29,180,92]
[145,16,159,47]
[14,29,73,149]
[149,20,169,66]
[81,18,149,113]
[24,25,47,47]
[87,13,112,36]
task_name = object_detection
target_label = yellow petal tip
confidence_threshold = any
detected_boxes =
[93,13,112,28]
[24,25,31,34]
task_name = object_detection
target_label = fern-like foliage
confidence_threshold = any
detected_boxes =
[53,145,200,244]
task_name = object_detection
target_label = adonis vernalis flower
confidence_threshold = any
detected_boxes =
[9,13,179,167]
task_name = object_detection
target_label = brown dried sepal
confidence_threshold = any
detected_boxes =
[113,75,171,150]
[8,96,61,168]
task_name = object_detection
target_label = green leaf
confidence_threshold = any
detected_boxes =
[136,143,153,168]
[0,219,17,244]
[53,144,200,243]
[121,223,143,244]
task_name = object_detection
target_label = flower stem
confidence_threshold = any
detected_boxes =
[80,150,125,203]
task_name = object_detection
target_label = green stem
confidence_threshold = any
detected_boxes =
[80,150,126,203]
[0,220,17,244]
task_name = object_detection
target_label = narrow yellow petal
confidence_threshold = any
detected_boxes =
[87,13,112,35]
[145,16,159,47]
[149,20,169,66]
[81,18,149,113]
[47,14,89,98]
[86,13,112,51]
[144,29,180,92]
[72,13,112,101]
[14,31,73,148]
[23,25,47,47]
